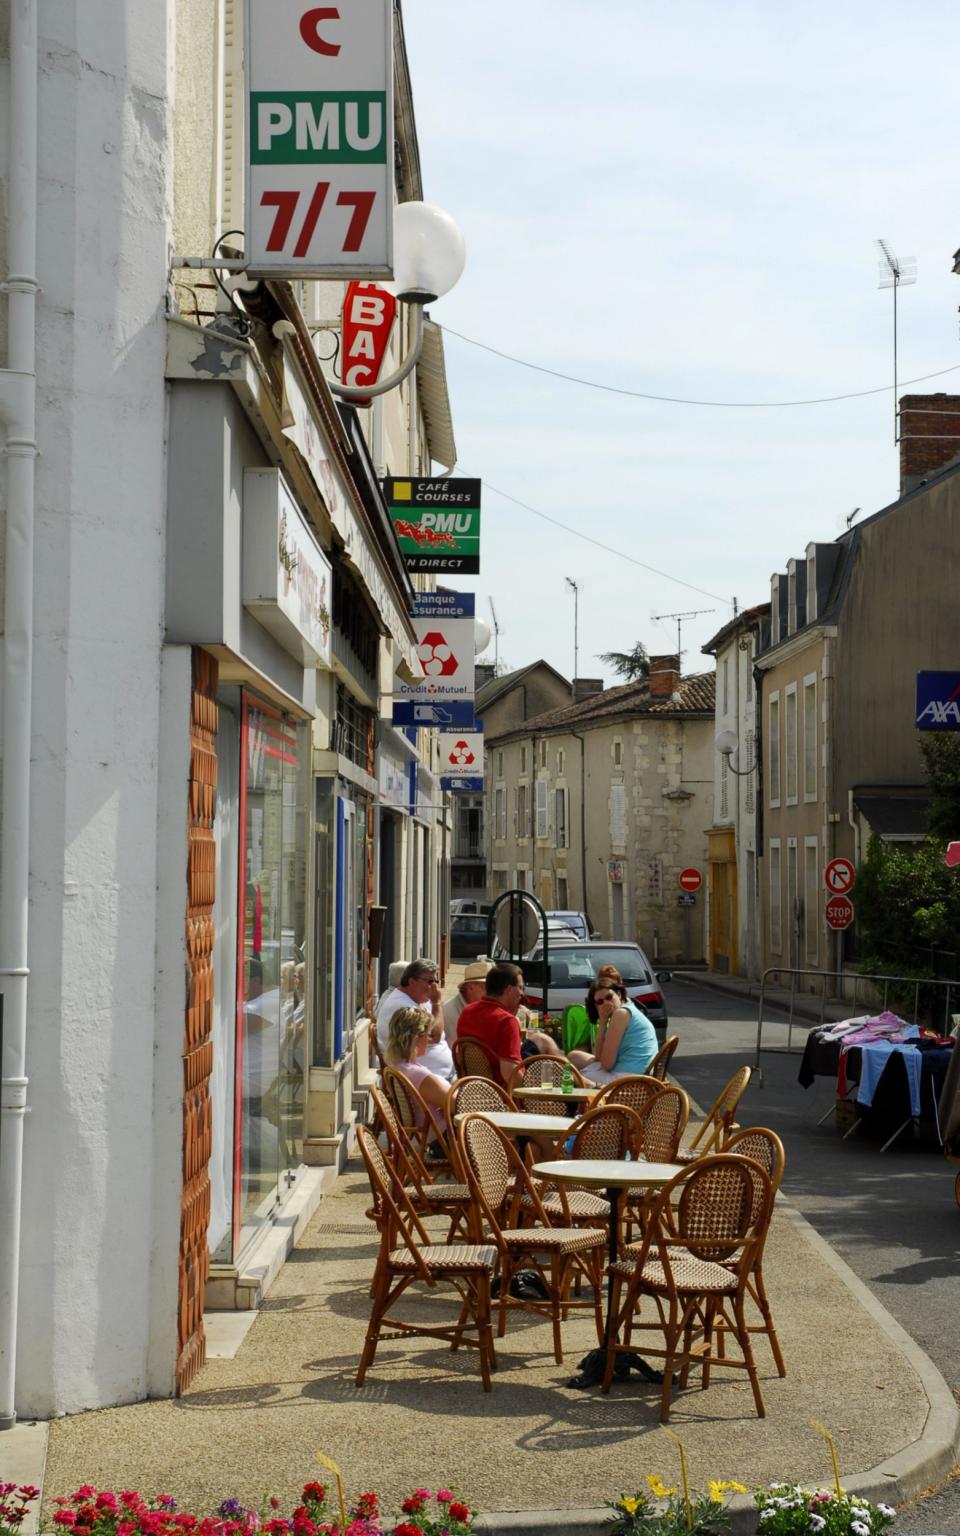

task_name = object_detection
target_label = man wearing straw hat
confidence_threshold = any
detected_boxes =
[443,961,490,1044]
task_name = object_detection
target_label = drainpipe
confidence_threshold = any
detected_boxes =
[0,0,39,1432]
[571,728,587,916]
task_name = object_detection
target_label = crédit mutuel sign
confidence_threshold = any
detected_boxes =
[245,1,393,276]
[383,477,482,574]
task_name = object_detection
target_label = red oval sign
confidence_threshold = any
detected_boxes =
[678,867,702,892]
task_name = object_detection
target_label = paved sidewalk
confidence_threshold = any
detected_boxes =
[32,1148,959,1536]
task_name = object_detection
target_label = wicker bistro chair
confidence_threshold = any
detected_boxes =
[676,1065,752,1164]
[453,1036,501,1083]
[589,1073,664,1120]
[647,1035,680,1081]
[383,1066,455,1170]
[370,1085,471,1241]
[603,1153,774,1421]
[355,1126,498,1392]
[446,1077,517,1178]
[457,1113,606,1363]
[506,1053,590,1118]
[718,1127,787,1376]
[519,1105,643,1235]
[622,1086,690,1242]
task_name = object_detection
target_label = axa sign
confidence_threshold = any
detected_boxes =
[916,671,960,730]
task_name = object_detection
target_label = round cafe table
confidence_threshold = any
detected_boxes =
[513,1085,594,1119]
[454,1110,582,1139]
[531,1158,682,1388]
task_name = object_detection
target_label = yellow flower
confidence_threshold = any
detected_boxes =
[708,1482,748,1501]
[620,1498,642,1516]
[646,1476,678,1499]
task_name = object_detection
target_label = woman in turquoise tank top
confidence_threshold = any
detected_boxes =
[569,980,658,1085]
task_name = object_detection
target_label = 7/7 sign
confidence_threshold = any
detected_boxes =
[246,1,394,276]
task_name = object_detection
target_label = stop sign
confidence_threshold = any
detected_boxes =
[825,895,854,931]
[678,868,702,892]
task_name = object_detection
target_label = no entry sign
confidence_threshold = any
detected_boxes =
[678,868,702,893]
[825,896,854,931]
[824,857,855,896]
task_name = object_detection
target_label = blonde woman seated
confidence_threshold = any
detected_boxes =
[386,1005,451,1145]
[568,980,658,1086]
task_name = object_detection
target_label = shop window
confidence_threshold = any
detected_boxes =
[235,693,310,1252]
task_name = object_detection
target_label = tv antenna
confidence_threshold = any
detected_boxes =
[564,577,581,696]
[488,596,501,673]
[875,239,917,445]
[651,607,715,663]
[845,506,861,530]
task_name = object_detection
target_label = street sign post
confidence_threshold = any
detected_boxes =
[678,868,703,893]
[824,857,855,896]
[825,895,854,931]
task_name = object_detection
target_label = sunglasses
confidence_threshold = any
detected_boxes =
[596,992,616,1003]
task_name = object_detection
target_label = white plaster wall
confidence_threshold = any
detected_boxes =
[14,0,173,1416]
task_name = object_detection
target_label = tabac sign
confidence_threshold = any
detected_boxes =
[245,0,394,276]
[383,477,482,573]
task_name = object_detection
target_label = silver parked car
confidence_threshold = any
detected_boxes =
[518,941,669,1033]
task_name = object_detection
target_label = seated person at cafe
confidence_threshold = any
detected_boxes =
[442,961,490,1043]
[386,1005,451,1146]
[569,979,658,1085]
[376,957,454,1083]
[455,963,527,1087]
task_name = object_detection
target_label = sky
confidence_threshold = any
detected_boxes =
[399,0,960,686]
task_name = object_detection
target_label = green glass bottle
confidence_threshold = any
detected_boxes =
[561,1059,574,1096]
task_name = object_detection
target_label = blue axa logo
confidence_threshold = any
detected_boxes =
[916,671,960,730]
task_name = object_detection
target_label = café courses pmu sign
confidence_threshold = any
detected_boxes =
[383,477,482,574]
[245,0,394,276]
[392,592,475,726]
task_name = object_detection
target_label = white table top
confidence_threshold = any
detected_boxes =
[514,1084,595,1102]
[454,1110,580,1137]
[531,1158,682,1189]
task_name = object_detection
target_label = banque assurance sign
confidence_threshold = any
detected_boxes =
[246,0,394,277]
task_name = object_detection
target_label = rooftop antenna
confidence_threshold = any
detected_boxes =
[845,506,861,530]
[875,239,917,445]
[488,596,501,674]
[564,577,581,697]
[651,607,715,666]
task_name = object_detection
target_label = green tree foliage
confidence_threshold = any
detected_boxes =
[855,732,960,999]
[598,641,650,681]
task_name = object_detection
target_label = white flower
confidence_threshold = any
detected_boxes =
[851,1522,870,1535]
[877,1506,894,1519]
[809,1517,826,1531]
[760,1509,776,1521]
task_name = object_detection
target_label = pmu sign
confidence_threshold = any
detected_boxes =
[916,671,960,730]
[246,0,394,276]
[384,478,482,573]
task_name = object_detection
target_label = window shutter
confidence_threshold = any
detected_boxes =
[610,783,626,848]
[535,779,549,838]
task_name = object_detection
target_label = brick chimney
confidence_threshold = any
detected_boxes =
[648,654,680,698]
[573,677,603,703]
[899,394,960,495]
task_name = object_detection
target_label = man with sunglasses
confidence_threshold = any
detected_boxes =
[375,957,454,1082]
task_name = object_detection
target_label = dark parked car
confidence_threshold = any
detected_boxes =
[518,940,668,1033]
[449,913,491,960]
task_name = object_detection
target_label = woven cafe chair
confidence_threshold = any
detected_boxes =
[457,1112,606,1363]
[717,1127,787,1376]
[621,1085,690,1240]
[676,1065,752,1163]
[646,1034,680,1081]
[446,1076,517,1178]
[453,1036,501,1083]
[383,1065,455,1170]
[519,1104,642,1234]
[370,1084,471,1241]
[355,1126,498,1392]
[602,1153,773,1420]
[589,1073,664,1120]
[507,1053,589,1118]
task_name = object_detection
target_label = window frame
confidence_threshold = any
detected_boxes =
[784,682,798,805]
[803,673,818,802]
[768,838,782,955]
[768,692,781,809]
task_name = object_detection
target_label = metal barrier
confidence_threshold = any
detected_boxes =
[754,965,957,1073]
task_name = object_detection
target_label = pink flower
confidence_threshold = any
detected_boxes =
[17,1487,41,1501]
[73,1489,97,1503]
[435,1495,453,1506]
[53,1512,77,1525]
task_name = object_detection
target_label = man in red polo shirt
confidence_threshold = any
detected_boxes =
[456,962,525,1087]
